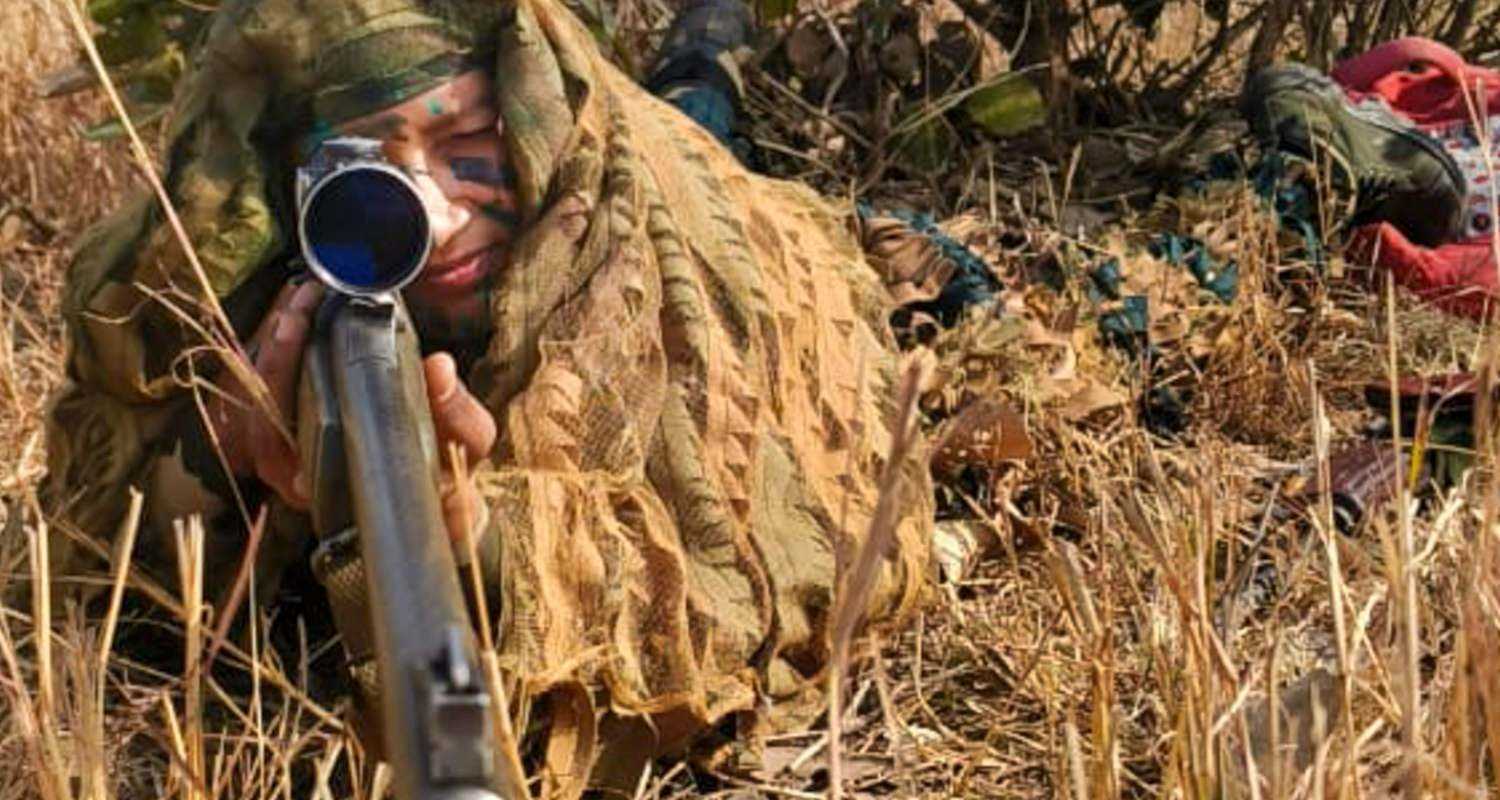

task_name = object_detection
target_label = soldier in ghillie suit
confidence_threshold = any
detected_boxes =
[35,0,960,792]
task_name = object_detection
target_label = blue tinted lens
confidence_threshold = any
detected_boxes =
[304,168,428,292]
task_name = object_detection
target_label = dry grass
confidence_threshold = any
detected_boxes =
[0,1,124,497]
[8,0,1500,798]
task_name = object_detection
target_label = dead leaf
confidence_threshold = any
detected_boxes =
[0,214,24,253]
[932,519,996,582]
[786,22,832,79]
[1058,381,1125,421]
[931,397,1031,474]
[1052,302,1080,334]
[878,33,921,84]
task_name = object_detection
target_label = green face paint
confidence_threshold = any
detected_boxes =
[427,98,445,116]
[300,118,337,156]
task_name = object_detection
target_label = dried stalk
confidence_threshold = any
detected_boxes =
[827,358,925,799]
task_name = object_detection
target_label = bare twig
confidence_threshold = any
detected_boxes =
[828,357,926,799]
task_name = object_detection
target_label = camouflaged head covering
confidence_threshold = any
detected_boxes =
[197,0,502,137]
[65,0,506,388]
[273,2,500,131]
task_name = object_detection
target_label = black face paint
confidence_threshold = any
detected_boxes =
[480,203,521,228]
[451,156,517,188]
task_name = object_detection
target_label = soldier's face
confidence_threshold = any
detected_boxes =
[335,69,517,308]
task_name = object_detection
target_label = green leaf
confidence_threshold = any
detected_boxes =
[894,113,956,174]
[756,0,796,24]
[123,45,186,104]
[96,6,166,66]
[963,74,1046,138]
[88,0,137,24]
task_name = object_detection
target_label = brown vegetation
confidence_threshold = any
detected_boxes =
[7,0,1500,798]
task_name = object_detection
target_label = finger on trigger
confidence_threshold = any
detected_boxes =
[257,321,304,418]
[273,282,324,347]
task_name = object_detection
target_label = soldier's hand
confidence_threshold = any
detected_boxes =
[208,279,324,509]
[423,352,497,546]
[423,352,497,465]
[209,282,496,531]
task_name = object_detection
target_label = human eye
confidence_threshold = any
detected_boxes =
[378,145,428,176]
[447,110,500,141]
[343,113,412,145]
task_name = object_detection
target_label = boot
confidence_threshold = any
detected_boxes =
[1242,63,1466,246]
[645,0,754,150]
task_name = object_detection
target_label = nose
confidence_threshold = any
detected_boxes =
[418,177,474,257]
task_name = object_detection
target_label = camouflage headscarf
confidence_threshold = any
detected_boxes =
[69,0,504,350]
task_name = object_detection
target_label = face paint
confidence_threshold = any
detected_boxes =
[480,203,520,228]
[300,118,337,157]
[451,156,516,188]
[427,98,445,117]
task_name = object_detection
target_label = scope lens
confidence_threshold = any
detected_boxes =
[302,167,429,293]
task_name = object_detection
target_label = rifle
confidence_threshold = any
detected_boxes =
[293,138,505,800]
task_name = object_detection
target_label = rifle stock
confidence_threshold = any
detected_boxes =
[300,295,504,800]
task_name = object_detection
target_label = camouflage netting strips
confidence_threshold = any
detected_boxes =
[39,0,933,794]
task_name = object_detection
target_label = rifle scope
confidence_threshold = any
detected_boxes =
[297,137,433,297]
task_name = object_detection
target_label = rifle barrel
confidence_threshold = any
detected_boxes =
[329,298,502,800]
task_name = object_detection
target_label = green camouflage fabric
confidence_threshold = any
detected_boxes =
[38,0,935,793]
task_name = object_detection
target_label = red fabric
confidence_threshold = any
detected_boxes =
[1348,224,1498,318]
[1330,37,1496,125]
[1326,37,1500,317]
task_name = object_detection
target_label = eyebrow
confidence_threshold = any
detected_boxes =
[435,104,500,135]
[341,113,412,142]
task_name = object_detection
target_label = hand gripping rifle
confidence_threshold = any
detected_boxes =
[293,138,504,800]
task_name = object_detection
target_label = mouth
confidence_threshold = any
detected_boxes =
[418,247,495,292]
